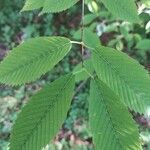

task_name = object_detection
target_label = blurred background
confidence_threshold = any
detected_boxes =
[0,0,150,149]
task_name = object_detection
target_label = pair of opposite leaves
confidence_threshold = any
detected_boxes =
[23,0,140,23]
[1,36,149,114]
[2,0,145,149]
[1,36,149,150]
[10,74,142,150]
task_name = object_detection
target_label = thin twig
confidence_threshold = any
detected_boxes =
[71,41,82,45]
[81,0,85,66]
[75,80,87,94]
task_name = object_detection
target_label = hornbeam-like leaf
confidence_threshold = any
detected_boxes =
[89,79,142,150]
[10,74,75,150]
[22,0,43,11]
[22,0,79,13]
[99,0,140,23]
[41,0,79,14]
[0,37,72,85]
[92,45,150,114]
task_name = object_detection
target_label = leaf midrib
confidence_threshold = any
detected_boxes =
[95,82,124,150]
[19,75,73,150]
[0,42,70,79]
[94,50,144,111]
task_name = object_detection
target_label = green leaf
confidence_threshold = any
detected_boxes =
[136,39,150,51]
[73,28,100,48]
[87,1,99,14]
[22,0,43,11]
[0,36,72,85]
[41,0,78,14]
[92,45,150,114]
[84,13,98,25]
[89,79,142,150]
[10,74,75,150]
[73,66,89,82]
[73,59,94,82]
[99,0,140,23]
[142,0,150,7]
[22,0,78,13]
[83,28,100,48]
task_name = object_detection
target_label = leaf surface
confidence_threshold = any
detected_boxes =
[73,59,94,82]
[92,45,150,114]
[22,0,78,13]
[99,0,140,22]
[0,37,72,85]
[22,0,43,11]
[89,79,142,150]
[73,28,100,48]
[10,74,75,150]
[41,0,78,14]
